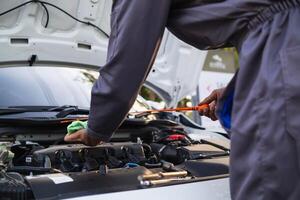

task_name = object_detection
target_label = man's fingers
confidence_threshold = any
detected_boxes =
[198,109,204,116]
[198,101,218,121]
[64,129,103,146]
[202,107,209,116]
[209,102,218,121]
[64,131,83,142]
[198,104,212,117]
[199,90,217,105]
[198,88,226,121]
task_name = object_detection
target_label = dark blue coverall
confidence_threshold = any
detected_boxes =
[87,0,300,199]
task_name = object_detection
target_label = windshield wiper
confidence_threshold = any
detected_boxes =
[0,108,28,115]
[0,107,46,115]
[0,105,89,118]
[51,105,89,118]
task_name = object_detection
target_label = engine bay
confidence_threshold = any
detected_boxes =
[0,118,230,200]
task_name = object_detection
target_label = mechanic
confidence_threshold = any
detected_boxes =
[64,0,300,199]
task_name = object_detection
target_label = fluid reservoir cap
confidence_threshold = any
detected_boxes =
[166,134,186,141]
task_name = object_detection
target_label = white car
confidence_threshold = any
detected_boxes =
[0,1,230,199]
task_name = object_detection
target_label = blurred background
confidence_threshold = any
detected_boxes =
[141,48,239,131]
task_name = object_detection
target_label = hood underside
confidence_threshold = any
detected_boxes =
[0,0,206,106]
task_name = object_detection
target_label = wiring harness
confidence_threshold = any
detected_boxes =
[0,0,109,37]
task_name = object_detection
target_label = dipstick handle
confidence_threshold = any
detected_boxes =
[130,104,209,115]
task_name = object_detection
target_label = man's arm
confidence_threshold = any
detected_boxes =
[66,0,172,144]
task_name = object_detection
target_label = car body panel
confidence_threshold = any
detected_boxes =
[68,178,230,200]
[0,0,206,106]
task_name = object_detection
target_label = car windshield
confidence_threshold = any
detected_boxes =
[0,66,149,112]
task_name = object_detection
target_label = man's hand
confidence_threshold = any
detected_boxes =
[64,129,103,146]
[198,88,225,121]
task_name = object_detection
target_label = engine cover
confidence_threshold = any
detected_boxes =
[33,143,146,172]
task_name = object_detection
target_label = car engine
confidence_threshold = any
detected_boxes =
[0,118,230,200]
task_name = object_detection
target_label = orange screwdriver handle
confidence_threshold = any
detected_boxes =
[176,104,209,112]
[194,104,209,111]
[130,104,210,114]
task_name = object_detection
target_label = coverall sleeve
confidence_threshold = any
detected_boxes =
[87,0,172,141]
[167,0,252,50]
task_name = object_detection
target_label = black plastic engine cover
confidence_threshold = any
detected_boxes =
[184,157,229,177]
[32,143,146,172]
[26,167,151,200]
[150,142,229,164]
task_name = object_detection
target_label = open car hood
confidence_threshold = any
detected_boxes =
[0,0,206,107]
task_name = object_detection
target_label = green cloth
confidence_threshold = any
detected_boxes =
[0,144,14,164]
[67,121,88,135]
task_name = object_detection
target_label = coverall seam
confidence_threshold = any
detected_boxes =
[280,48,300,200]
[108,2,122,61]
[240,0,300,60]
[279,46,300,176]
[247,0,300,30]
[280,48,290,140]
[254,97,268,200]
[279,46,300,139]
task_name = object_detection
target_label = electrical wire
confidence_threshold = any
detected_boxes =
[0,0,109,37]
[39,2,49,28]
[38,0,109,37]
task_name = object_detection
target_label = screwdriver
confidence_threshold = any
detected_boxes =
[130,104,209,115]
[60,104,210,123]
